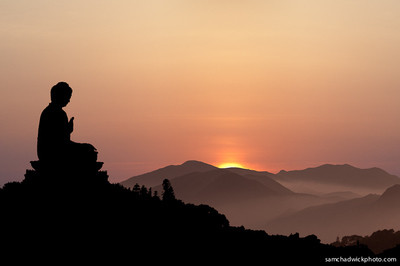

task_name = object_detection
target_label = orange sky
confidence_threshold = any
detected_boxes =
[1,0,400,184]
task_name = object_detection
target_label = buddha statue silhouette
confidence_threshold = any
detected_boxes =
[36,82,99,170]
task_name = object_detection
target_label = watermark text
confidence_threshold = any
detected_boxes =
[325,256,397,264]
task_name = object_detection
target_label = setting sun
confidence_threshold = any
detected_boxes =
[218,162,245,169]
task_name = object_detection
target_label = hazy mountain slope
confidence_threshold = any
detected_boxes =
[153,169,287,205]
[121,160,217,188]
[376,184,400,206]
[226,168,293,195]
[319,191,361,202]
[151,168,344,230]
[267,185,400,243]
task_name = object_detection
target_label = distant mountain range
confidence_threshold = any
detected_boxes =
[274,164,400,195]
[120,160,400,243]
[122,160,400,194]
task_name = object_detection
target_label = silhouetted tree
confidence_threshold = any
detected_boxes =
[132,183,140,194]
[140,185,148,197]
[162,179,175,201]
[153,190,159,200]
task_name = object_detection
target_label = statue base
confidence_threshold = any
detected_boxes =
[24,160,109,188]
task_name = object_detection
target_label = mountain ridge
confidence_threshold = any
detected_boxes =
[120,160,217,188]
[273,163,400,191]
